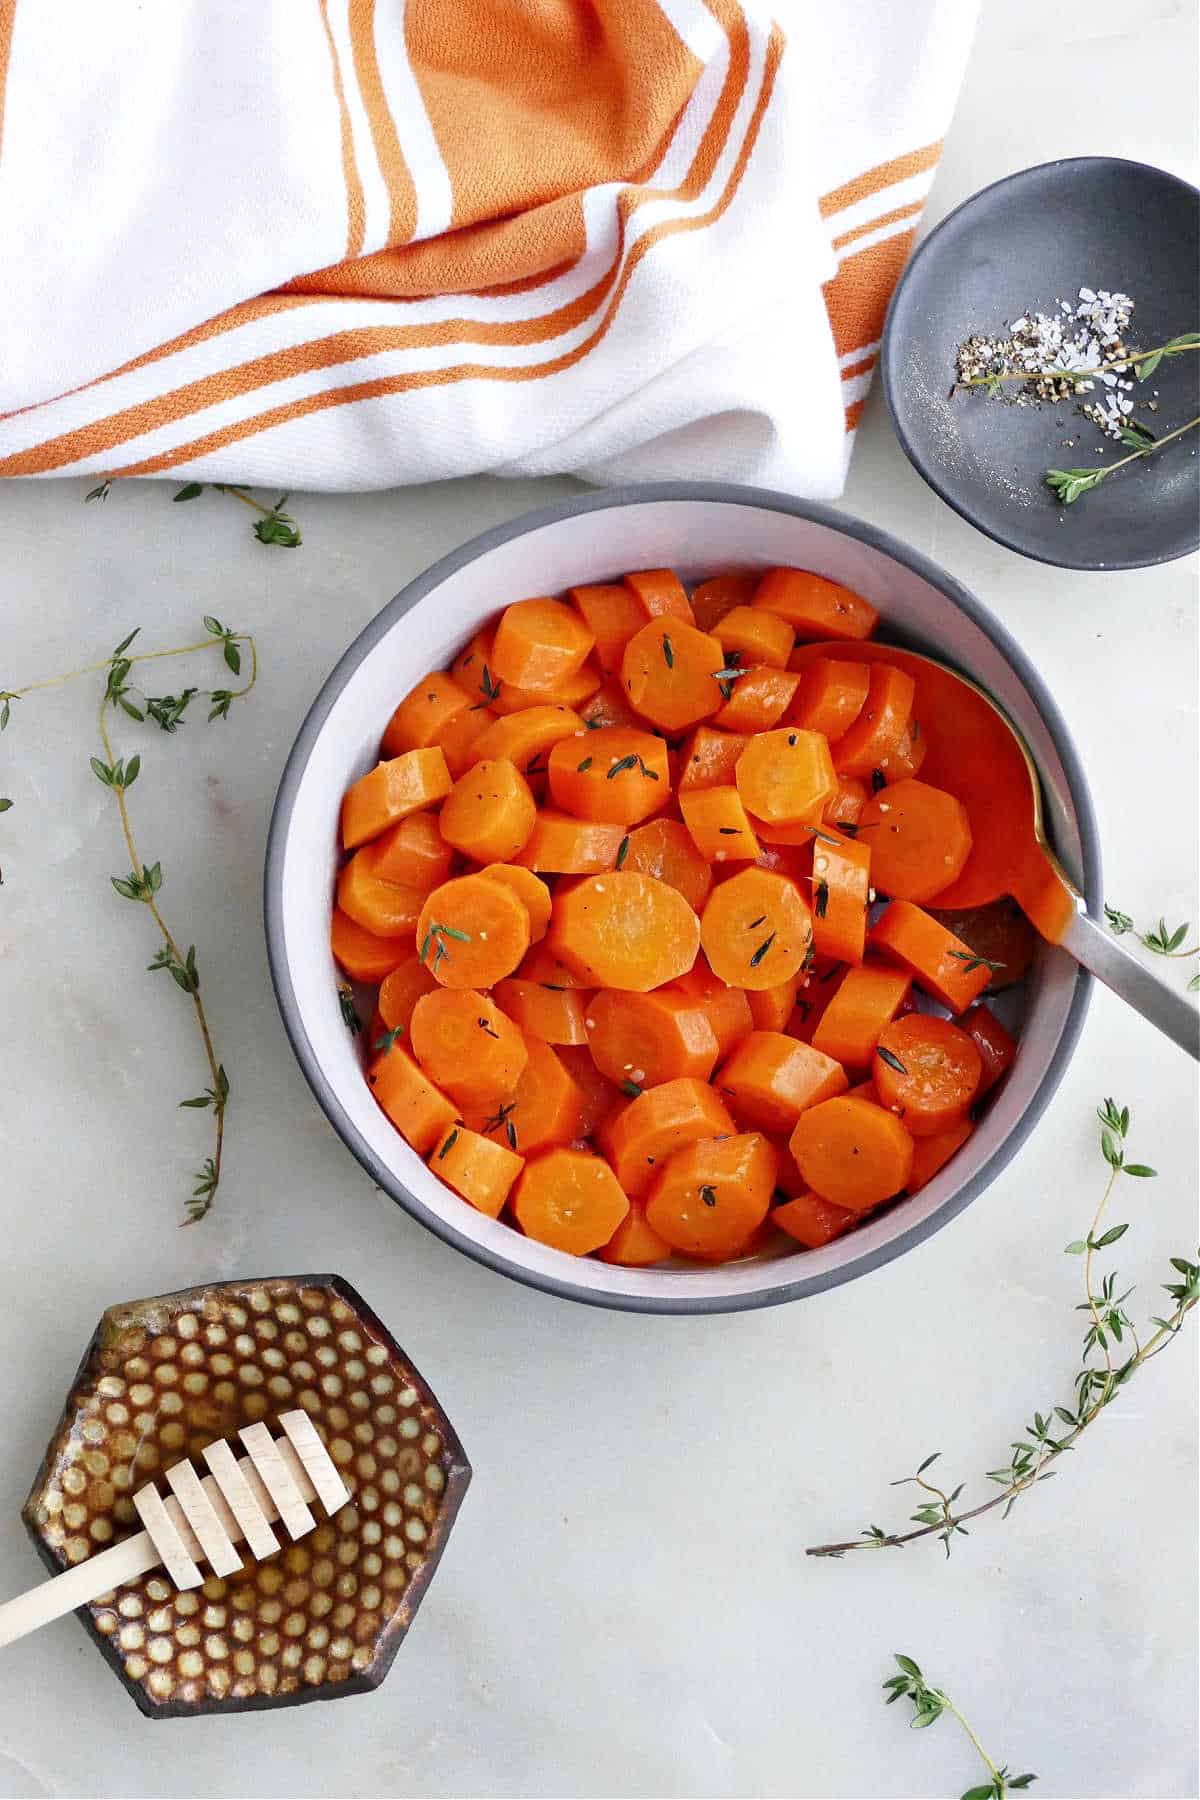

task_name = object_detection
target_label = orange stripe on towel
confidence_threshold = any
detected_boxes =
[831,198,923,253]
[0,0,17,162]
[822,226,917,360]
[818,141,941,219]
[349,0,417,246]
[319,0,367,260]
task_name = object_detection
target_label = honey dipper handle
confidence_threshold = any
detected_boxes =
[0,1529,160,1651]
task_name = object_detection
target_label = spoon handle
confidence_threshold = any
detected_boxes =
[1060,908,1199,1061]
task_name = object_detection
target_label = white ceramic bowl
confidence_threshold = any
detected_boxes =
[265,484,1098,1314]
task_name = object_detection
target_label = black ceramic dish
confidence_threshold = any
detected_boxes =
[882,157,1199,570]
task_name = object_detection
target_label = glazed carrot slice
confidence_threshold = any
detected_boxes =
[568,583,645,672]
[367,1042,458,1155]
[492,978,590,1047]
[786,954,844,1042]
[600,1077,737,1199]
[417,874,530,988]
[736,727,836,824]
[368,811,453,892]
[469,1039,583,1156]
[621,817,713,912]
[672,957,754,1060]
[858,778,973,904]
[512,1148,630,1255]
[679,785,759,863]
[598,1200,672,1266]
[713,666,802,733]
[490,660,603,716]
[477,864,552,941]
[786,658,870,741]
[491,597,595,692]
[586,987,719,1088]
[410,988,528,1110]
[330,908,408,984]
[677,725,748,792]
[832,665,915,779]
[341,748,452,850]
[960,1004,1018,1095]
[376,954,439,1036]
[700,866,813,991]
[810,827,871,965]
[624,568,695,625]
[717,1030,848,1134]
[429,1124,524,1219]
[472,704,586,773]
[878,719,927,783]
[646,1133,776,1261]
[621,620,724,733]
[436,700,497,777]
[557,1046,623,1138]
[439,758,536,864]
[337,852,424,938]
[790,1095,914,1210]
[810,962,912,1066]
[926,899,1035,991]
[823,774,869,830]
[748,973,801,1032]
[870,900,992,1013]
[517,943,589,988]
[772,1189,857,1249]
[754,569,878,641]
[690,573,758,632]
[382,671,473,758]
[549,871,700,992]
[580,677,642,731]
[713,606,794,669]
[906,1118,974,1194]
[548,726,669,826]
[515,811,625,874]
[450,631,500,706]
[872,1014,982,1137]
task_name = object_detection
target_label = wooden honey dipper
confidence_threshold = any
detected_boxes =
[0,1409,350,1651]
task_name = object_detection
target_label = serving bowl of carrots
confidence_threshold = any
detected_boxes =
[265,483,1098,1313]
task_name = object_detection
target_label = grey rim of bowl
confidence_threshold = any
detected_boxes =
[880,156,1200,572]
[264,480,1100,1316]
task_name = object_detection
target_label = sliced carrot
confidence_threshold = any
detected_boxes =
[580,677,642,730]
[786,955,845,1043]
[700,867,813,990]
[548,726,669,825]
[586,988,719,1088]
[752,815,836,849]
[870,900,992,1013]
[491,597,595,692]
[515,811,625,874]
[679,785,759,863]
[367,1042,458,1156]
[823,774,869,830]
[436,700,497,777]
[417,874,530,988]
[786,657,871,741]
[714,666,801,732]
[716,1030,848,1133]
[512,1148,630,1256]
[410,987,529,1109]
[736,727,836,824]
[832,665,915,778]
[872,1014,982,1137]
[489,659,602,716]
[558,1046,623,1138]
[621,620,723,733]
[677,725,748,792]
[624,568,695,625]
[926,899,1036,991]
[848,1077,880,1102]
[469,1038,583,1156]
[472,704,585,773]
[429,1124,524,1219]
[960,1004,1018,1095]
[477,863,552,942]
[621,817,713,912]
[598,1200,672,1266]
[858,778,973,904]
[600,1077,737,1199]
[330,908,408,984]
[450,631,500,706]
[771,1136,807,1198]
[367,811,453,892]
[748,973,801,1032]
[713,606,794,669]
[810,962,912,1066]
[337,851,424,938]
[810,827,871,965]
[646,1133,776,1261]
[568,583,645,672]
[438,758,536,863]
[790,1095,914,1210]
[772,1190,856,1249]
[382,671,472,758]
[690,572,758,632]
[377,952,439,1033]
[517,943,589,988]
[492,978,590,1047]
[906,1118,974,1194]
[878,719,927,783]
[672,957,754,1060]
[549,871,700,992]
[753,568,878,641]
[341,748,452,850]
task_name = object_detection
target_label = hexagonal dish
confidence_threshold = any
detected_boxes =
[21,1274,470,1717]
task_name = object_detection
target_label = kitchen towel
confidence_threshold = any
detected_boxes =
[0,0,978,495]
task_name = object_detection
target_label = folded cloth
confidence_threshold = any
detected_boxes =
[0,0,978,494]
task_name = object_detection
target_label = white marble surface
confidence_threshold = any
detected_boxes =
[0,2,1197,1794]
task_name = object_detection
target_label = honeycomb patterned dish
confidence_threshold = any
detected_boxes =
[21,1274,470,1717]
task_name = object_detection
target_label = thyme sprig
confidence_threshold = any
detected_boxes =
[1105,903,1198,988]
[1045,412,1200,504]
[806,1099,1196,1559]
[883,1656,1036,1800]
[955,329,1198,393]
[174,482,302,547]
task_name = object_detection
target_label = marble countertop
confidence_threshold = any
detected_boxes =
[0,2,1196,1795]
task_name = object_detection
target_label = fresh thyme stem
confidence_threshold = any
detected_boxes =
[955,338,1198,390]
[882,1656,1036,1798]
[1045,414,1200,504]
[1079,413,1199,477]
